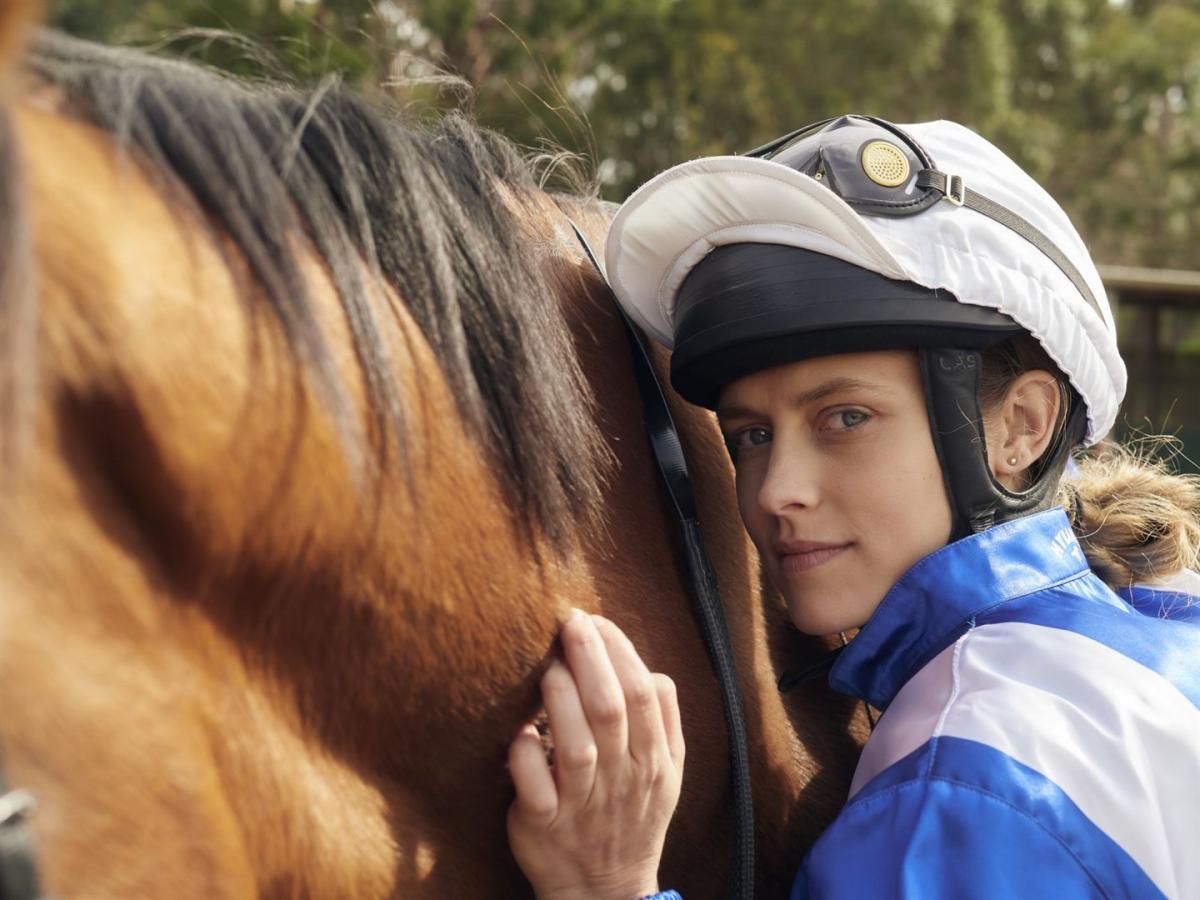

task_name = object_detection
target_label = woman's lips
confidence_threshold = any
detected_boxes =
[775,541,852,575]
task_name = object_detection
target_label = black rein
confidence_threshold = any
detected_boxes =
[569,222,756,900]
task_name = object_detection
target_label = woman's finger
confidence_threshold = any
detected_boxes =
[560,609,629,765]
[654,673,685,769]
[591,615,665,765]
[508,724,557,825]
[541,659,599,802]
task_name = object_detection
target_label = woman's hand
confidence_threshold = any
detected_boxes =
[507,610,685,900]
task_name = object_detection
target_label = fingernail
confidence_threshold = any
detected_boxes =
[567,607,586,623]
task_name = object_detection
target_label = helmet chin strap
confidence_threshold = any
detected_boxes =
[919,347,1084,541]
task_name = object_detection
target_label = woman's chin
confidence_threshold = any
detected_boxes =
[783,588,877,636]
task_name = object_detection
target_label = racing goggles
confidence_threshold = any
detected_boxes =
[745,115,1104,320]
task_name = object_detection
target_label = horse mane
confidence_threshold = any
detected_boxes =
[16,29,611,549]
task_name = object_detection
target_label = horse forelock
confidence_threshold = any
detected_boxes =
[20,29,613,551]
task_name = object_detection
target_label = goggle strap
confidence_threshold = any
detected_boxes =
[917,169,1105,324]
[743,118,835,158]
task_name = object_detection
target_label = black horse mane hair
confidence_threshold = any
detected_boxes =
[17,29,611,549]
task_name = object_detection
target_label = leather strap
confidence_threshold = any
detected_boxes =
[776,645,844,692]
[916,169,1105,322]
[569,222,756,900]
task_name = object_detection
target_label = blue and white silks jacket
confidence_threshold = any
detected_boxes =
[791,508,1200,899]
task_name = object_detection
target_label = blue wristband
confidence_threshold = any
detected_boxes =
[640,893,682,900]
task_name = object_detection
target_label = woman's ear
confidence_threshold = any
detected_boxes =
[985,369,1061,490]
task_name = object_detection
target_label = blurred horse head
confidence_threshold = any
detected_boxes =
[0,7,868,897]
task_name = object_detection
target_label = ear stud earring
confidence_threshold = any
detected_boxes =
[1007,456,1019,466]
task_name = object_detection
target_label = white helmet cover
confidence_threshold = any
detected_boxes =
[604,118,1125,446]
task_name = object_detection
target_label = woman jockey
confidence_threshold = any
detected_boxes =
[505,116,1200,899]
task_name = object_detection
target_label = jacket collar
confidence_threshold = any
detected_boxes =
[829,508,1100,709]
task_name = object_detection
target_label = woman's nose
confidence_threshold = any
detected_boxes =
[756,440,820,517]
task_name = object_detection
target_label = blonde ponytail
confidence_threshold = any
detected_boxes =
[980,335,1200,592]
[1059,440,1200,591]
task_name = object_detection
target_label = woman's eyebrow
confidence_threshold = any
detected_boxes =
[718,376,888,421]
[715,403,758,423]
[787,376,887,408]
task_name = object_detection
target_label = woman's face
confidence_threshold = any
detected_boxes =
[717,350,953,635]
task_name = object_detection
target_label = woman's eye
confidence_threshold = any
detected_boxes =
[725,427,772,457]
[824,409,871,431]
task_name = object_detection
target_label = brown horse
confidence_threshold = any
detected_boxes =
[0,8,869,898]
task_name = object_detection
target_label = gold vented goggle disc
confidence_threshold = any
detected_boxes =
[861,140,910,187]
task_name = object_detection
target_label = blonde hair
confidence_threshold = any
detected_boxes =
[1059,440,1200,590]
[980,337,1200,592]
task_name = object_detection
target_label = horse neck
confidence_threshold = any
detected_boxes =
[5,84,598,850]
[1,98,626,898]
[3,98,867,896]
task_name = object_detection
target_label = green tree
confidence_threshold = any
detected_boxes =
[51,0,386,82]
[47,0,1200,269]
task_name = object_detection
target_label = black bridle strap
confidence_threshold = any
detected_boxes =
[776,645,844,693]
[0,766,40,900]
[569,222,755,900]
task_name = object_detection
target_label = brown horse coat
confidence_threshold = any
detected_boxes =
[0,9,868,897]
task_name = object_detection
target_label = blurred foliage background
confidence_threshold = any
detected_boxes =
[47,0,1200,457]
[50,0,1200,269]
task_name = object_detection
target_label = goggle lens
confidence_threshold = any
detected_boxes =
[750,115,941,218]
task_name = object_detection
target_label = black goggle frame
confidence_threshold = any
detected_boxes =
[744,115,1105,323]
